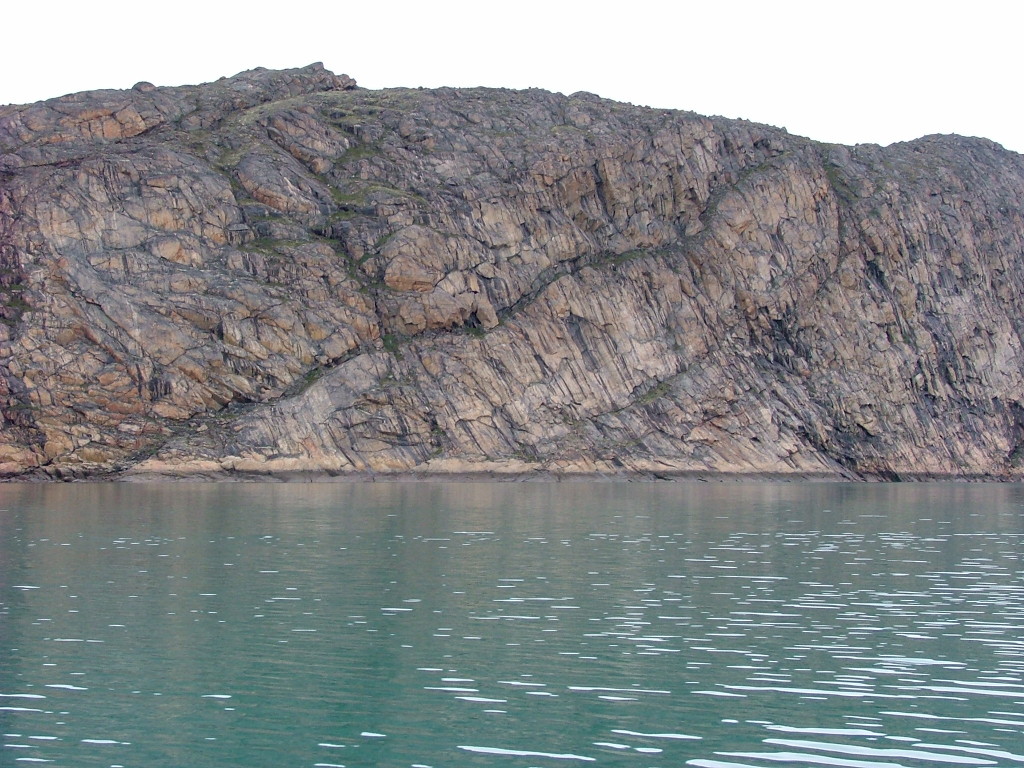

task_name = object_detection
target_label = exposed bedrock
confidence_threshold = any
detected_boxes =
[1,65,1023,479]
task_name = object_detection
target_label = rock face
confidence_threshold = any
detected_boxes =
[2,64,1024,480]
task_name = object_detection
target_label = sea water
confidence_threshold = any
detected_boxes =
[1,482,1022,767]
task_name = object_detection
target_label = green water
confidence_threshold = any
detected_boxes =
[1,482,1023,767]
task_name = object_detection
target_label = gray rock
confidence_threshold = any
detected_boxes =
[1,67,1023,480]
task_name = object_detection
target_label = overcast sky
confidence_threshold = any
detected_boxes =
[3,0,1020,153]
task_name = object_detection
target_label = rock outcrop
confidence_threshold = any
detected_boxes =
[2,64,1023,480]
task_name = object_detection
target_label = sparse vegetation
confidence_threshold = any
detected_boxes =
[636,380,671,405]
[382,333,404,360]
[336,144,382,164]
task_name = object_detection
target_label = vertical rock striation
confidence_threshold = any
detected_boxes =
[1,65,1023,479]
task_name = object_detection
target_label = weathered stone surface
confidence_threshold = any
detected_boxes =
[2,66,1024,480]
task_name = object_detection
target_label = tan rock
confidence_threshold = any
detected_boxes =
[1,69,1023,480]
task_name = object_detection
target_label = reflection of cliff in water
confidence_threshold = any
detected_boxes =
[2,482,1024,765]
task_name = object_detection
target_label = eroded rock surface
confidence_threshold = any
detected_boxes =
[2,65,1023,479]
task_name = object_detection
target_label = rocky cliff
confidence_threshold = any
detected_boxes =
[2,63,1024,480]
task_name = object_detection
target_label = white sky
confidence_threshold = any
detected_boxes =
[3,0,1021,153]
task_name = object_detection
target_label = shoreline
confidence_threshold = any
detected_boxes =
[5,467,1019,484]
[5,453,1021,484]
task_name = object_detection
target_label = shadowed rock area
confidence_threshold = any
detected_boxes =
[2,64,1024,480]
